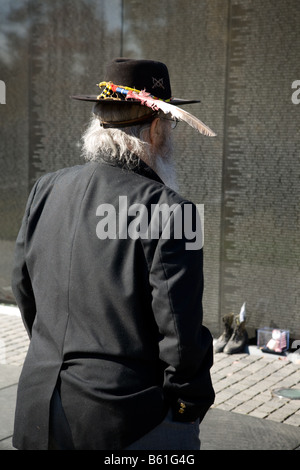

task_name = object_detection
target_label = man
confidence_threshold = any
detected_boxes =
[12,58,215,450]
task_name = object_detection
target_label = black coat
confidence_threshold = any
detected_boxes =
[12,158,214,450]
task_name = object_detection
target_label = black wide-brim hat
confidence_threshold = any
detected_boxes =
[71,58,216,136]
[71,58,200,106]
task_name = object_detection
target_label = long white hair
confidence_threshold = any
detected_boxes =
[81,103,177,190]
[81,116,151,166]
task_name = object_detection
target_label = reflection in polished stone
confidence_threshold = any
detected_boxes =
[0,0,123,303]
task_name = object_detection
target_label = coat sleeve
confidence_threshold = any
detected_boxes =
[11,180,41,338]
[149,201,215,423]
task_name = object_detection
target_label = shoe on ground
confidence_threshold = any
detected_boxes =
[223,315,248,354]
[214,313,234,353]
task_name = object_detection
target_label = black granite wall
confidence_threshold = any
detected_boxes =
[0,0,299,340]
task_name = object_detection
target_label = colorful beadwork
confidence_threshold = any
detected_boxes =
[96,81,170,102]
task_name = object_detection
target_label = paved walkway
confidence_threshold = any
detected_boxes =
[1,305,300,450]
[0,307,29,366]
[212,350,300,427]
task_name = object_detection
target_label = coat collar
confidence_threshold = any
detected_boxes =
[131,159,164,185]
[99,154,164,185]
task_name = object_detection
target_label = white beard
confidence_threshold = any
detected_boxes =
[154,154,179,192]
[149,130,179,192]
